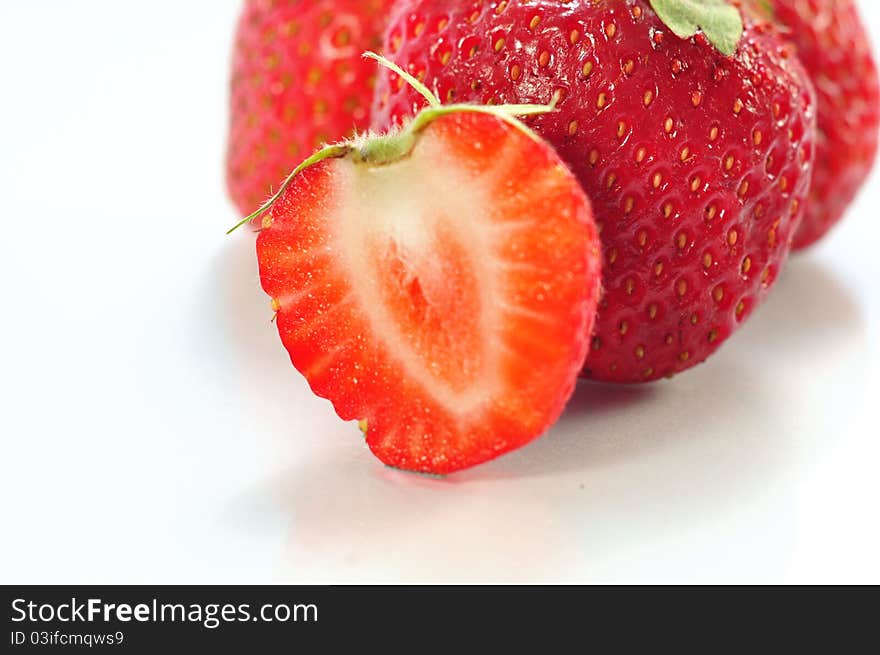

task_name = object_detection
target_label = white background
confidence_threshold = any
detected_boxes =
[0,1,877,584]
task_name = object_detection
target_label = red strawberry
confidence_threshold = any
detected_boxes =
[372,0,816,383]
[250,76,602,474]
[765,0,879,249]
[226,0,395,217]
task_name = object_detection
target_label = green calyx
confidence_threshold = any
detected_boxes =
[227,52,557,234]
[649,0,744,57]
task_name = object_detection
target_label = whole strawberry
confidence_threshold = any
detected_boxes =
[227,0,394,216]
[372,0,817,383]
[766,0,879,249]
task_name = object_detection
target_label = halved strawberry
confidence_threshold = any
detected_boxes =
[250,66,602,474]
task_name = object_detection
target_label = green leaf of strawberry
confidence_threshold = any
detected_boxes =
[649,0,744,55]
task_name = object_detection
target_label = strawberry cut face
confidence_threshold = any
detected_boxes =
[370,216,483,396]
[257,112,602,474]
[322,138,496,403]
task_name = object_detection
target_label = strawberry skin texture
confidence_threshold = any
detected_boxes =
[372,0,817,383]
[768,0,880,250]
[226,0,394,217]
[257,112,602,474]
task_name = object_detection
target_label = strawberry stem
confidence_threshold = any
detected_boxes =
[349,101,559,166]
[363,52,441,108]
[353,130,417,164]
[409,101,557,141]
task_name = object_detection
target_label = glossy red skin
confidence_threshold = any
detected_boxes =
[227,0,394,217]
[257,113,602,474]
[372,0,816,383]
[768,0,879,249]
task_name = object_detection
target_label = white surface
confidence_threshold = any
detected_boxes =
[0,1,878,585]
